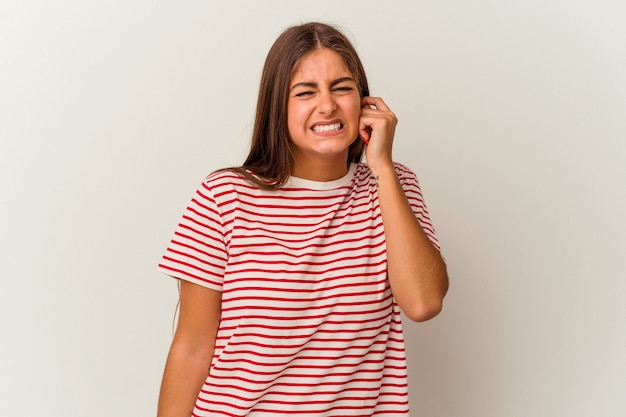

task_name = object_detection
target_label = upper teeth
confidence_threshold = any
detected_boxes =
[313,122,341,132]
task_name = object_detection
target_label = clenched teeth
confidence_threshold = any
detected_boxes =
[312,122,342,133]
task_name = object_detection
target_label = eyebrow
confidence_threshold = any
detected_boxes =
[290,77,356,91]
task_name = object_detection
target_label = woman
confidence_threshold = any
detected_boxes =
[157,22,448,417]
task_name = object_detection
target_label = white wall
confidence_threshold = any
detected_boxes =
[1,1,625,416]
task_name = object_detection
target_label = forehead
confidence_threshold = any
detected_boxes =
[291,48,352,83]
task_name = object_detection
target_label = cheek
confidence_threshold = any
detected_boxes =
[287,102,307,128]
[345,99,362,124]
[342,94,361,113]
[286,103,298,136]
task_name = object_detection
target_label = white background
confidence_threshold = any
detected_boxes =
[1,1,625,416]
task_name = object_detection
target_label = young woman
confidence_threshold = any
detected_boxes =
[157,22,448,417]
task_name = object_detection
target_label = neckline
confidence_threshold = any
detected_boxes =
[285,163,358,190]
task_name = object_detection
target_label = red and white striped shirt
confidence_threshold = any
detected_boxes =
[158,162,440,416]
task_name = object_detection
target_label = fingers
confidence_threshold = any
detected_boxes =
[359,96,397,146]
[359,96,396,131]
[359,126,372,144]
[361,96,390,112]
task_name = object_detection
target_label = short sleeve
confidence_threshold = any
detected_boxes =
[157,179,228,291]
[394,163,442,252]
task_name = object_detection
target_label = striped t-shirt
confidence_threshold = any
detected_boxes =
[158,162,440,416]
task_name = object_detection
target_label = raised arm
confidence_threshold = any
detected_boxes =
[157,281,222,417]
[360,96,449,322]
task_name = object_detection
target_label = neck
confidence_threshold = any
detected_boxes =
[292,156,351,182]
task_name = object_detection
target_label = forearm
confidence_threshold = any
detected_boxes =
[157,339,215,417]
[158,281,221,416]
[374,164,448,322]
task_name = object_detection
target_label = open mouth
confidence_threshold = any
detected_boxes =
[312,122,343,133]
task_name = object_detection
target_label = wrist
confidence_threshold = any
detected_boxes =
[368,160,396,179]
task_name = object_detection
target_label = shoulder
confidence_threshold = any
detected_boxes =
[202,169,257,193]
[205,168,245,185]
[392,162,417,178]
[185,170,254,210]
[201,169,281,207]
[391,162,422,189]
[354,161,418,181]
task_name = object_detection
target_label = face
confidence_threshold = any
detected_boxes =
[287,48,362,175]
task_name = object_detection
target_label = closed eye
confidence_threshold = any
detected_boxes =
[333,86,354,93]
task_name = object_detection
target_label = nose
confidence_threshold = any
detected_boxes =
[316,91,337,114]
